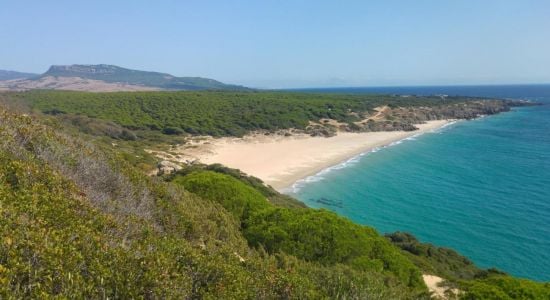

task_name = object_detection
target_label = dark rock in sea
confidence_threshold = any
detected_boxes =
[313,197,344,208]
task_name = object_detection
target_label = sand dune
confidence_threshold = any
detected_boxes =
[423,274,461,299]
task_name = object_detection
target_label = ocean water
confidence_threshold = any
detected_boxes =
[286,85,550,281]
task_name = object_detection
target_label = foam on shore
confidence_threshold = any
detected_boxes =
[283,120,459,194]
[170,120,452,191]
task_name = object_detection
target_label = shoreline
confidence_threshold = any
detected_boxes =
[273,120,453,191]
[168,120,452,191]
[284,119,459,193]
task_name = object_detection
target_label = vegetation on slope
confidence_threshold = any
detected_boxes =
[460,275,550,300]
[8,90,516,137]
[0,106,420,298]
[172,168,550,299]
[172,171,425,290]
[1,90,523,174]
[387,232,484,280]
[1,92,548,299]
[386,232,550,298]
[171,169,550,299]
[170,163,306,209]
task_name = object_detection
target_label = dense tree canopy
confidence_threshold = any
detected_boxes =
[11,90,501,137]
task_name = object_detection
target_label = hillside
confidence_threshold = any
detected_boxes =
[0,64,246,92]
[0,91,548,298]
[2,90,535,176]
[0,103,426,298]
[9,90,526,137]
[0,70,37,81]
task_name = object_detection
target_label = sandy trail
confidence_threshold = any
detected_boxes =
[423,274,460,299]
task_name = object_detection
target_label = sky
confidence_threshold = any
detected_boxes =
[1,0,549,88]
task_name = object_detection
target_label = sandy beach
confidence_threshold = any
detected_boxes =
[164,120,450,191]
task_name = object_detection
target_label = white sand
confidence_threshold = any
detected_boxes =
[423,274,460,299]
[189,120,450,190]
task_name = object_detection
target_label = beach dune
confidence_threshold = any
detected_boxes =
[188,120,450,190]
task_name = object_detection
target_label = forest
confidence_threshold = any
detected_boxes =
[6,90,518,137]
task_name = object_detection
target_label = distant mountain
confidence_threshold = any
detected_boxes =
[42,64,245,90]
[0,69,38,81]
[0,64,247,92]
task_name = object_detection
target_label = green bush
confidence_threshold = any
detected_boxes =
[162,126,185,135]
[173,171,270,221]
[386,231,482,280]
[461,275,550,299]
[173,170,425,290]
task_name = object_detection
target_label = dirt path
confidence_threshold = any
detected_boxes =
[423,274,462,299]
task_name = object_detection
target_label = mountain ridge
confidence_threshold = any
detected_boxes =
[0,64,247,91]
[0,69,38,81]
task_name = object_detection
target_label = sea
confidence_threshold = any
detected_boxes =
[285,84,550,281]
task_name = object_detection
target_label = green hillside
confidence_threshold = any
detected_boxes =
[11,90,517,137]
[42,64,246,90]
[0,92,548,298]
[0,105,422,298]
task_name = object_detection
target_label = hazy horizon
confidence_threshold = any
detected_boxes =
[2,0,549,88]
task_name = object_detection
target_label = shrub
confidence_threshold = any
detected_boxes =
[162,126,185,135]
[173,170,425,290]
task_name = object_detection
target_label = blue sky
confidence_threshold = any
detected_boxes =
[1,0,549,88]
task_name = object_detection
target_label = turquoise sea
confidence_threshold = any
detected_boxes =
[286,85,550,281]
